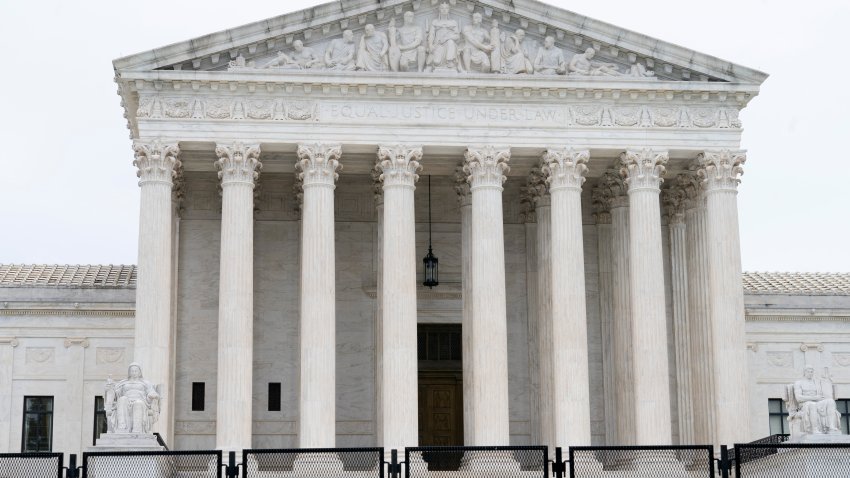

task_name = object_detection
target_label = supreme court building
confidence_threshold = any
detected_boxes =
[2,0,850,459]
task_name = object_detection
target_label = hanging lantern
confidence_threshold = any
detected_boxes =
[423,175,439,288]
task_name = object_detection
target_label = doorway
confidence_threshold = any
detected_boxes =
[417,324,464,446]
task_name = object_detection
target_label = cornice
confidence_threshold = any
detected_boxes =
[0,309,134,318]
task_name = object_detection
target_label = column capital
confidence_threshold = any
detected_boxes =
[371,164,384,206]
[454,165,472,207]
[592,172,626,224]
[676,173,704,210]
[296,143,341,188]
[698,149,746,192]
[215,142,262,187]
[619,148,668,192]
[133,139,180,187]
[661,187,686,225]
[464,146,511,190]
[376,145,423,189]
[520,167,547,222]
[542,147,589,192]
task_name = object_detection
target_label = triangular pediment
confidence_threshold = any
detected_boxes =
[113,0,766,85]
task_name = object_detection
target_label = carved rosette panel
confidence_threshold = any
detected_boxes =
[296,143,342,188]
[215,142,262,187]
[542,147,589,192]
[376,145,423,189]
[463,146,511,190]
[698,149,746,192]
[592,172,625,224]
[25,347,55,364]
[619,148,669,192]
[661,187,686,224]
[453,165,471,207]
[133,140,180,187]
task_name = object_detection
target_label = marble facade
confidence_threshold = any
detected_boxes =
[1,0,850,460]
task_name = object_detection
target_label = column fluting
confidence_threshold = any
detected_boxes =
[699,150,751,446]
[296,143,342,448]
[543,148,592,447]
[377,145,423,452]
[214,142,261,452]
[464,146,511,445]
[132,140,180,441]
[663,187,695,444]
[620,148,672,445]
[455,167,475,445]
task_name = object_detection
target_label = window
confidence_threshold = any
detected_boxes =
[93,396,107,445]
[417,325,462,361]
[268,383,281,412]
[192,382,205,411]
[22,396,53,453]
[837,399,850,434]
[768,398,788,435]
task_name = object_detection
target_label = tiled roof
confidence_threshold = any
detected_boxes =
[742,272,850,296]
[0,265,136,288]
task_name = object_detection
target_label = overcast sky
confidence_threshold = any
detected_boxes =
[0,0,847,272]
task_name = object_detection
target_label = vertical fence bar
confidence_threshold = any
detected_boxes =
[553,447,564,478]
[226,450,237,478]
[63,454,72,478]
[567,446,574,478]
[719,445,729,478]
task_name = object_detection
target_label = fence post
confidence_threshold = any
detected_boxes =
[719,445,729,478]
[551,447,564,478]
[388,449,401,478]
[65,454,78,478]
[224,450,238,478]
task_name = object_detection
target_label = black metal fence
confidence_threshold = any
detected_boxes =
[733,442,850,478]
[404,446,547,478]
[0,452,63,478]
[82,450,222,478]
[242,447,384,477]
[567,445,715,478]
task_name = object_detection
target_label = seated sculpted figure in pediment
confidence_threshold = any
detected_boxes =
[534,36,566,75]
[500,29,533,74]
[426,3,461,72]
[357,24,390,71]
[325,30,357,71]
[389,12,426,72]
[105,363,161,435]
[461,12,496,73]
[264,40,322,70]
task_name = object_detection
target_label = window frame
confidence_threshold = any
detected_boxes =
[767,398,789,436]
[21,396,54,453]
[93,396,107,445]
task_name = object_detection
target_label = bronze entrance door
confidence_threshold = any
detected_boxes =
[417,324,464,446]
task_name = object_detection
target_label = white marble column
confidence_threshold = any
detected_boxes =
[606,173,636,445]
[679,173,716,446]
[296,143,341,448]
[543,148,592,447]
[132,139,180,440]
[214,142,261,452]
[591,178,617,445]
[662,187,695,445]
[372,168,384,446]
[620,148,672,445]
[455,167,475,445]
[464,146,511,445]
[0,339,16,452]
[699,150,751,446]
[377,145,422,452]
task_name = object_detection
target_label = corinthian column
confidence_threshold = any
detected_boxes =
[214,142,261,452]
[679,173,716,446]
[542,148,591,448]
[377,145,422,452]
[455,167,475,446]
[662,187,695,444]
[698,150,750,446]
[464,146,511,446]
[132,140,180,442]
[372,167,384,446]
[619,148,672,445]
[296,143,342,448]
[591,176,616,445]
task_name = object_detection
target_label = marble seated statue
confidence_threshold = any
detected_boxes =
[784,366,843,441]
[105,363,161,435]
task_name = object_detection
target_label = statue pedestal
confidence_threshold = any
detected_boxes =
[85,433,166,478]
[91,432,163,449]
[790,433,850,445]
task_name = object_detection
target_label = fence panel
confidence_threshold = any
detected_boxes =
[734,442,850,478]
[404,446,547,478]
[242,447,384,478]
[82,450,222,478]
[0,453,63,478]
[568,445,714,478]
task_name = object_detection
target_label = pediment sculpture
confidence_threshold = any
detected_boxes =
[226,2,656,79]
[784,366,848,443]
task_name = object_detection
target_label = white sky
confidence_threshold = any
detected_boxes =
[0,0,847,272]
